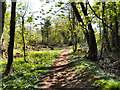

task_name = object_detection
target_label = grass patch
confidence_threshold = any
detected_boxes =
[68,51,120,89]
[1,49,63,89]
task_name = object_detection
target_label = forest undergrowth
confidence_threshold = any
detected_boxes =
[0,48,64,89]
[68,49,120,89]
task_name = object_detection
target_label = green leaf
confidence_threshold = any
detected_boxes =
[79,22,82,25]
[61,11,64,13]
[42,13,45,15]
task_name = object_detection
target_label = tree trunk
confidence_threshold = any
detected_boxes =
[73,32,77,52]
[100,43,104,59]
[0,2,2,39]
[102,2,111,52]
[71,3,89,45]
[110,15,115,48]
[114,2,119,50]
[0,1,2,58]
[3,2,16,76]
[46,28,49,44]
[0,2,6,38]
[2,2,6,33]
[0,2,6,56]
[41,27,45,44]
[22,16,27,63]
[80,2,97,60]
[72,12,77,52]
[68,10,74,46]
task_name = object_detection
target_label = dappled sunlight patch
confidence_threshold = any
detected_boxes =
[68,52,120,89]
[103,79,120,89]
[1,50,63,89]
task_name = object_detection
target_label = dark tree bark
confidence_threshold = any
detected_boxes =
[71,3,89,45]
[0,2,6,56]
[110,3,119,51]
[22,16,27,63]
[99,8,103,59]
[3,2,16,76]
[43,20,51,45]
[73,32,77,52]
[2,2,6,33]
[21,4,28,63]
[80,2,97,60]
[72,12,77,52]
[41,27,45,44]
[102,2,111,52]
[68,10,74,46]
[0,2,2,57]
[113,2,119,50]
[110,15,115,48]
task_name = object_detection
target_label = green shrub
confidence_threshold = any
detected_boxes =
[103,79,120,89]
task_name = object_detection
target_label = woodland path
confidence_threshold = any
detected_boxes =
[38,47,82,89]
[37,47,100,89]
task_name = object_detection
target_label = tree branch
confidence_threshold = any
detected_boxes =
[88,2,116,33]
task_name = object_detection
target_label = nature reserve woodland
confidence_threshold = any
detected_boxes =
[0,0,120,89]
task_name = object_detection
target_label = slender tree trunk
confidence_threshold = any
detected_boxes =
[110,15,115,48]
[99,13,101,41]
[80,2,97,60]
[73,32,77,52]
[102,2,111,52]
[100,43,104,59]
[2,2,6,33]
[3,2,16,76]
[114,2,119,50]
[72,12,77,52]
[99,9,104,59]
[0,1,2,58]
[71,3,89,45]
[68,10,74,46]
[22,16,27,63]
[41,27,45,44]
[0,1,2,39]
[0,2,6,56]
[46,28,49,44]
[0,2,6,38]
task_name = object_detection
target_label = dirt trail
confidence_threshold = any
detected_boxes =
[38,47,81,89]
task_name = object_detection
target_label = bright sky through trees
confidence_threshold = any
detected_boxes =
[5,0,96,30]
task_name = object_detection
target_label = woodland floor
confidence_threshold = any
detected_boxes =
[38,47,99,89]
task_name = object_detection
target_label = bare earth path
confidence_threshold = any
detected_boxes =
[38,47,81,89]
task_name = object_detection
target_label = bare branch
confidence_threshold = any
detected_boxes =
[88,2,115,33]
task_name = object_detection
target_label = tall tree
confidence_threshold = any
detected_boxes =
[0,1,6,38]
[42,19,51,45]
[71,10,77,52]
[21,15,27,62]
[0,1,2,57]
[17,1,29,63]
[113,2,119,50]
[80,2,97,60]
[71,2,97,60]
[102,2,111,52]
[0,1,6,56]
[21,3,29,63]
[3,2,16,76]
[71,3,89,45]
[2,2,6,34]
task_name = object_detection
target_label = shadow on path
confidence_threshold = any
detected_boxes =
[37,47,79,88]
[37,47,98,89]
